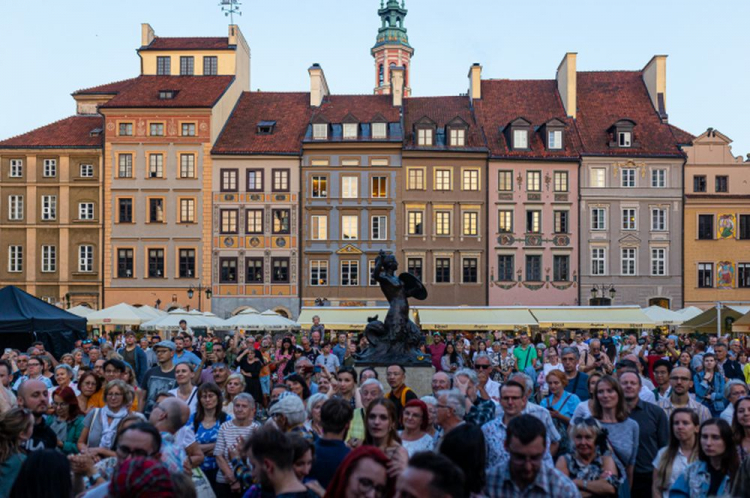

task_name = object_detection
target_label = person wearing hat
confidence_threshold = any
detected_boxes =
[138,341,177,417]
[117,331,148,385]
[269,392,314,441]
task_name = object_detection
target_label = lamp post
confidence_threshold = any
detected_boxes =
[590,284,616,306]
[187,283,212,312]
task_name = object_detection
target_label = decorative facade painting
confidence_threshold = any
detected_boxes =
[717,214,736,239]
[717,261,735,289]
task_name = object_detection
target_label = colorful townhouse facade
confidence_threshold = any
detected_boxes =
[682,129,750,308]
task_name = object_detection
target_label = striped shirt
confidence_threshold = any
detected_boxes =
[214,420,260,483]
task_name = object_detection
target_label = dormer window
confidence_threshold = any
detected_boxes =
[609,119,638,149]
[158,90,177,100]
[343,123,358,140]
[541,118,566,151]
[89,128,102,137]
[372,122,387,140]
[447,117,468,147]
[418,128,433,146]
[548,131,562,149]
[313,123,328,140]
[257,121,276,135]
[507,117,532,150]
[513,129,528,149]
[414,116,437,147]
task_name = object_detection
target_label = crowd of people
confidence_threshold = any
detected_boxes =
[2,317,750,497]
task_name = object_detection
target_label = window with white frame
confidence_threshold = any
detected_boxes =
[79,202,95,220]
[342,176,358,199]
[462,169,479,191]
[553,171,568,192]
[622,208,636,230]
[651,208,667,231]
[591,207,606,231]
[179,199,195,223]
[463,212,478,236]
[41,195,57,220]
[311,215,327,240]
[652,169,666,188]
[621,248,636,275]
[526,171,541,191]
[341,261,359,286]
[621,168,636,187]
[513,129,528,149]
[272,169,289,192]
[407,168,424,190]
[698,263,713,288]
[313,123,328,140]
[343,123,358,140]
[435,169,451,190]
[407,211,423,235]
[548,130,563,149]
[371,176,387,198]
[80,164,94,178]
[651,248,667,276]
[181,123,196,137]
[43,159,57,177]
[310,261,328,286]
[435,211,451,235]
[8,195,23,220]
[590,168,606,188]
[417,128,433,146]
[371,215,387,240]
[618,131,632,147]
[10,159,23,178]
[180,155,195,178]
[41,245,56,273]
[79,245,94,272]
[149,154,163,178]
[449,128,465,146]
[372,123,387,139]
[342,215,358,240]
[8,246,22,272]
[118,154,133,178]
[591,247,606,275]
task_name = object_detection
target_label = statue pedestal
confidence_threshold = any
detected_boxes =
[355,362,435,398]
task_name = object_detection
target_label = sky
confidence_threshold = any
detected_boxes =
[1,0,748,157]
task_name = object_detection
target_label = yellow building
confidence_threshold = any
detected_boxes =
[683,129,750,308]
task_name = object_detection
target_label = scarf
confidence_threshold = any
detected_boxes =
[100,405,128,449]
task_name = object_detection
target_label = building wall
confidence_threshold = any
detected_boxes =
[301,147,401,307]
[579,157,684,308]
[0,150,102,307]
[210,155,300,319]
[398,153,486,306]
[488,159,579,306]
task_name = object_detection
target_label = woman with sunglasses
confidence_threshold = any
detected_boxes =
[733,396,750,462]
[45,386,84,455]
[556,416,618,497]
[652,408,699,498]
[669,418,739,498]
[0,407,34,498]
[694,353,727,417]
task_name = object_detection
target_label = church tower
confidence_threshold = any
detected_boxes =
[372,0,414,97]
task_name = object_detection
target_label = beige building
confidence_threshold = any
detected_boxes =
[0,116,104,308]
[682,128,750,308]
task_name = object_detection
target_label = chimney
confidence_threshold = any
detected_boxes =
[308,64,330,107]
[390,66,405,107]
[228,24,238,46]
[141,23,155,48]
[556,53,577,119]
[468,63,482,101]
[643,55,668,122]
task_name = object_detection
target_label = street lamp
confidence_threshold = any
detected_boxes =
[590,285,616,306]
[187,283,212,311]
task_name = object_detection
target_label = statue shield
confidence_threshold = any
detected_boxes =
[399,272,428,300]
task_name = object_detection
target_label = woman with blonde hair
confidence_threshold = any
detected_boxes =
[0,408,34,498]
[77,379,133,459]
[222,372,245,417]
[652,408,699,498]
[304,393,327,438]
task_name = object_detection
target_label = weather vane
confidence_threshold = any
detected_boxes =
[219,0,242,24]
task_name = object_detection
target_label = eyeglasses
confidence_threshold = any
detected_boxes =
[116,444,157,459]
[357,477,386,498]
[572,416,598,426]
[475,364,491,370]
[52,402,69,408]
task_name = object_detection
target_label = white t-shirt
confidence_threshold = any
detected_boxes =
[652,446,690,498]
[168,386,198,414]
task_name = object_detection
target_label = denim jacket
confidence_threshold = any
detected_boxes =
[693,372,726,414]
[669,460,732,498]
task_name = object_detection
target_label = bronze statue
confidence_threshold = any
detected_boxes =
[356,250,431,364]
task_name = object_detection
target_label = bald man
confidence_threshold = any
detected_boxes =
[17,379,57,451]
[149,395,203,473]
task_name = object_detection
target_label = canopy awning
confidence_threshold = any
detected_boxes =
[530,307,655,329]
[86,303,149,326]
[734,311,750,333]
[298,307,390,331]
[642,305,686,326]
[675,306,704,321]
[680,305,750,334]
[415,307,536,331]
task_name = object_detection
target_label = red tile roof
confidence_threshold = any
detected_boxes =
[213,92,311,155]
[140,37,230,51]
[311,95,400,123]
[0,115,103,149]
[576,71,683,157]
[73,78,138,96]
[97,75,235,109]
[404,96,485,150]
[474,79,581,159]
[668,124,694,145]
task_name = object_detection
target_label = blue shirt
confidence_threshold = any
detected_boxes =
[174,350,201,368]
[564,371,590,401]
[332,344,347,364]
[309,438,350,488]
[187,413,231,471]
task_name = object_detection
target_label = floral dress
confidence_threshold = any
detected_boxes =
[563,451,619,496]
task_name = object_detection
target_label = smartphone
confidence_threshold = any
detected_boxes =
[206,342,213,353]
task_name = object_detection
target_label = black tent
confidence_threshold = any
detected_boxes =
[0,286,87,358]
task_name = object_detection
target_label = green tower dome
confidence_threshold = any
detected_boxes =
[373,0,411,49]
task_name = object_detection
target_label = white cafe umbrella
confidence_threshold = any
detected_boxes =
[135,305,167,318]
[140,310,213,331]
[642,306,686,326]
[257,310,300,331]
[67,305,95,317]
[223,309,264,331]
[86,303,149,326]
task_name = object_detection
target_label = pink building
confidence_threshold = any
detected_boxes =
[474,70,581,306]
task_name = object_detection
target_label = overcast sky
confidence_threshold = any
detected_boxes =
[1,0,748,157]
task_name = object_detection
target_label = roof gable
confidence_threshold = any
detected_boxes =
[0,115,104,149]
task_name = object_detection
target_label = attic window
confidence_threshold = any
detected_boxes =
[506,118,532,151]
[609,119,638,149]
[372,122,387,139]
[343,123,358,140]
[89,128,103,137]
[513,129,528,149]
[257,121,276,135]
[618,131,632,147]
[548,131,562,149]
[158,90,177,100]
[417,128,433,146]
[313,123,328,140]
